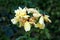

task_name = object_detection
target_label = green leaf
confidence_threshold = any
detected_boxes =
[44,29,51,39]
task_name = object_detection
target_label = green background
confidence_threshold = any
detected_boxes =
[0,0,60,40]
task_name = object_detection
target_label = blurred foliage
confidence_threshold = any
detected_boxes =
[0,0,60,40]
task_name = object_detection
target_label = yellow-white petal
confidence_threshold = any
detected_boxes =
[44,15,51,23]
[23,15,30,19]
[33,13,41,17]
[26,8,35,13]
[19,7,22,11]
[14,9,21,17]
[39,23,45,29]
[15,9,20,14]
[27,8,39,13]
[35,24,39,28]
[11,17,20,24]
[23,7,27,12]
[11,18,17,24]
[39,16,44,24]
[35,23,45,29]
[38,16,45,29]
[19,22,23,27]
[24,21,31,32]
[15,7,27,17]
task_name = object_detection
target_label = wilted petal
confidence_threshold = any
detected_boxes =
[24,21,31,32]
